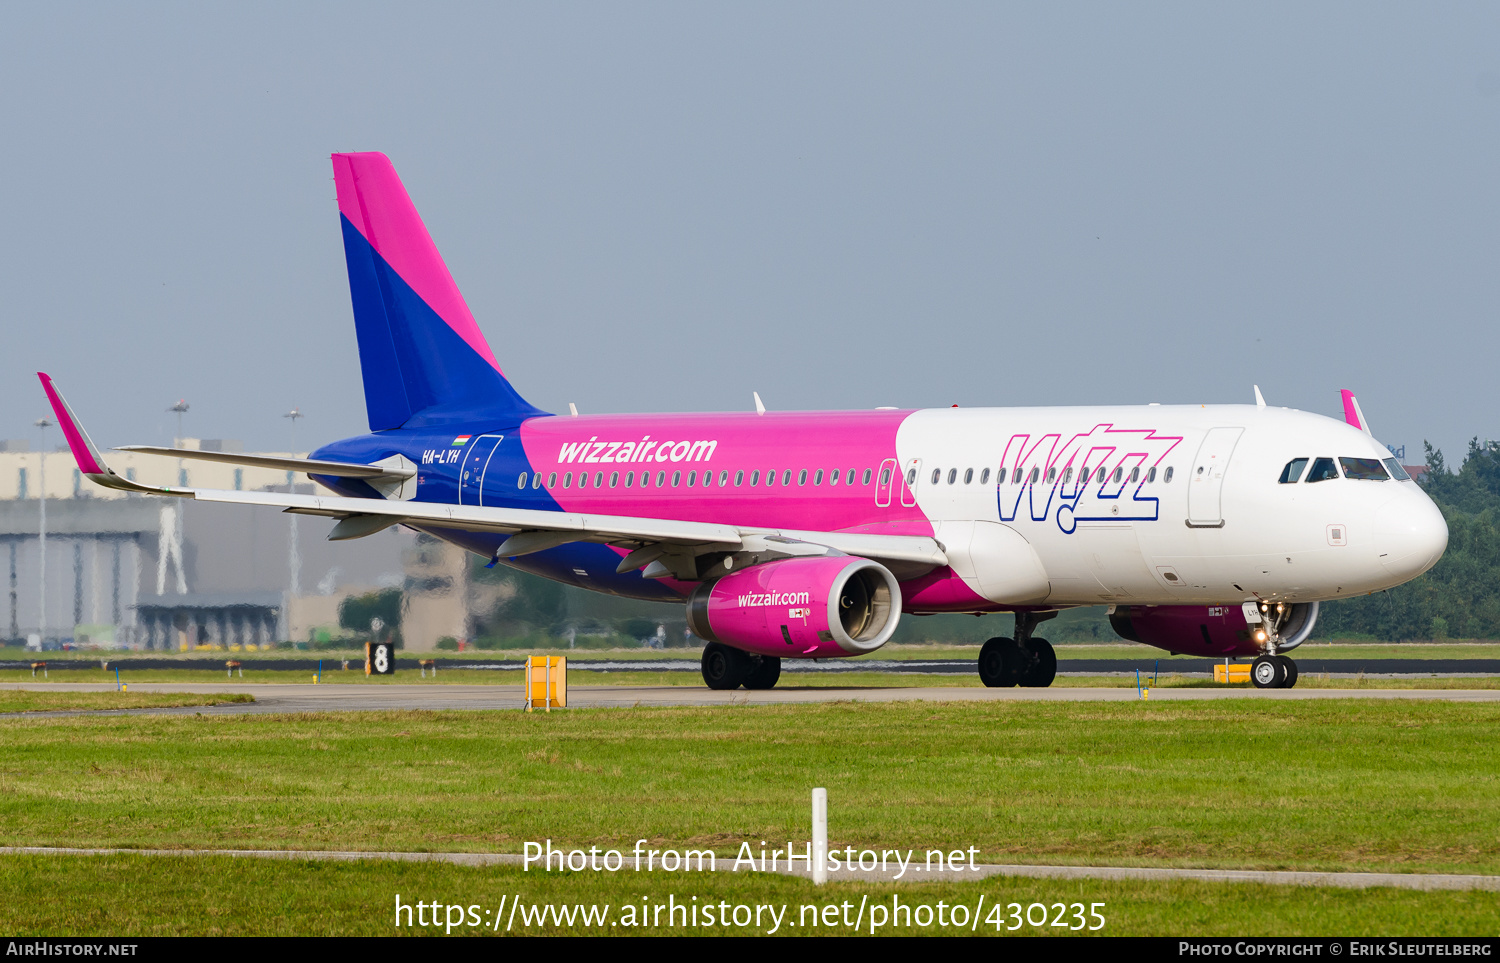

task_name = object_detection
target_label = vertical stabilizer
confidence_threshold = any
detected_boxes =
[332,152,544,430]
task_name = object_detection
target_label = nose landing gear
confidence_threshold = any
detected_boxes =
[1251,654,1299,689]
[1247,601,1301,689]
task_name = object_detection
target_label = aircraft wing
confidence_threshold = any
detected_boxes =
[39,373,947,578]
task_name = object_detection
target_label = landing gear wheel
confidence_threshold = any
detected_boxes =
[978,637,1021,687]
[1276,655,1298,689]
[1020,638,1057,688]
[701,641,751,690]
[1251,656,1281,689]
[743,655,781,690]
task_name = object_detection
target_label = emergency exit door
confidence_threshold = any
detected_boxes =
[459,434,504,506]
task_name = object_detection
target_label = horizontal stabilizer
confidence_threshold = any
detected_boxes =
[114,446,415,479]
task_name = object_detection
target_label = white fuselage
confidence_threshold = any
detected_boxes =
[896,404,1447,607]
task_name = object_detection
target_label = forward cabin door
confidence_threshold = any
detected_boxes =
[1186,427,1243,528]
[459,434,505,506]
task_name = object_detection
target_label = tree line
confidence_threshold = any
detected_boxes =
[1316,438,1500,641]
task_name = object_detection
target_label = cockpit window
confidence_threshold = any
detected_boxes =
[1278,458,1309,484]
[1340,457,1389,480]
[1383,457,1411,481]
[1305,457,1339,483]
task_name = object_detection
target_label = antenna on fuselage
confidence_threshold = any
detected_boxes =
[753,392,765,415]
[568,403,579,417]
[1253,385,1266,408]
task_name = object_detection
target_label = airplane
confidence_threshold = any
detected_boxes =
[38,151,1449,691]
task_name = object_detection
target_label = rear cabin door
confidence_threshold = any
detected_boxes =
[459,434,504,506]
[1186,427,1243,528]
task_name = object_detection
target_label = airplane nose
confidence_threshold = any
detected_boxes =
[1375,493,1448,582]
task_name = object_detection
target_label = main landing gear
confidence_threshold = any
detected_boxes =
[978,612,1058,688]
[700,641,781,690]
[1251,654,1299,689]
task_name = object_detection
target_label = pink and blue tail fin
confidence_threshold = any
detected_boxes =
[333,152,544,430]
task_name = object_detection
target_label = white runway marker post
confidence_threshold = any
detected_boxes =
[812,787,828,885]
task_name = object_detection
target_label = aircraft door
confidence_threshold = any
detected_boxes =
[875,458,898,507]
[1186,427,1243,528]
[459,434,504,506]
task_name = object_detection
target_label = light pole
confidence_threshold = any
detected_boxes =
[159,401,189,599]
[283,407,303,443]
[168,399,189,447]
[34,417,51,645]
[284,408,304,605]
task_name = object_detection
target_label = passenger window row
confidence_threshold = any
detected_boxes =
[914,464,1175,486]
[1278,456,1408,483]
[520,467,880,491]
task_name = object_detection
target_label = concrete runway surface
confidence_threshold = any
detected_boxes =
[2,681,1499,716]
[1,846,1494,891]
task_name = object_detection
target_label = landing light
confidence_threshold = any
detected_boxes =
[1255,630,1267,642]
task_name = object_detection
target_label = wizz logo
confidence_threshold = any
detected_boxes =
[996,425,1182,534]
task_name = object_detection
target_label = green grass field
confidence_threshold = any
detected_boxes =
[1,699,1497,937]
[1,700,1496,875]
[0,691,254,713]
[1,853,1494,936]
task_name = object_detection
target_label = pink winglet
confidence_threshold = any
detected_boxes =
[1340,389,1362,430]
[36,373,106,475]
[331,152,503,375]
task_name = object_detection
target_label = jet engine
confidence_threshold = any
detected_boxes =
[1108,601,1319,657]
[686,556,901,658]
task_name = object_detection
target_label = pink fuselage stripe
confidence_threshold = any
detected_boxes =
[331,152,503,375]
[519,410,931,535]
[1340,389,1361,429]
[37,374,103,475]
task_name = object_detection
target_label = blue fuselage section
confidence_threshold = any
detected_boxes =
[310,423,683,603]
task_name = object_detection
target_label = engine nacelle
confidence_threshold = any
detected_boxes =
[1108,601,1319,657]
[686,556,901,658]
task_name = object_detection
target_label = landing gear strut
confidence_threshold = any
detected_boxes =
[978,612,1058,688]
[1250,603,1300,689]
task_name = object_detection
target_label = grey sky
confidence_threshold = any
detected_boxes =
[2,3,1496,463]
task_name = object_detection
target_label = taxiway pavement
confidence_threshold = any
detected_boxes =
[2,681,1499,717]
